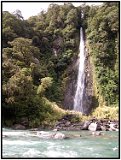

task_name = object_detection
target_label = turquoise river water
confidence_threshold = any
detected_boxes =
[2,128,119,158]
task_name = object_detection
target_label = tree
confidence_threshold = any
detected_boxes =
[13,9,24,20]
[37,77,53,96]
[2,11,34,47]
[86,2,119,105]
[65,8,78,26]
[9,37,40,67]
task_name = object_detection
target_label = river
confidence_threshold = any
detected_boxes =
[2,128,119,158]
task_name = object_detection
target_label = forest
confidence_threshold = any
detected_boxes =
[2,2,119,128]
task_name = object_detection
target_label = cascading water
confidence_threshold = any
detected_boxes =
[74,27,85,113]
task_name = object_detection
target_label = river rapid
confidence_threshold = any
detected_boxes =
[2,128,119,158]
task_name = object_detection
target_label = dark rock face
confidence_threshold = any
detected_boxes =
[63,56,78,110]
[52,36,63,56]
[82,48,94,114]
[63,44,96,114]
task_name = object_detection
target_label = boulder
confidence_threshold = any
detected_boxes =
[91,131,103,136]
[65,121,71,126]
[100,125,107,131]
[12,124,26,130]
[29,128,38,131]
[81,121,91,130]
[53,132,66,139]
[109,123,118,131]
[20,117,28,126]
[88,122,97,131]
[53,128,58,132]
[35,131,67,139]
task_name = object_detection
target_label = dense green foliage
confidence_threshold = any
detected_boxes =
[86,2,119,106]
[2,2,119,127]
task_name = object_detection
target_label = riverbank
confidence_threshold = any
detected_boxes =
[3,103,118,132]
[9,113,118,132]
[3,97,118,130]
[54,115,119,131]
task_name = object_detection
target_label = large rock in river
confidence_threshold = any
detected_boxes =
[53,132,66,139]
[34,131,68,139]
[88,122,97,131]
[12,124,26,130]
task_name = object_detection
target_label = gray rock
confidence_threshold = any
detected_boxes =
[53,128,58,132]
[53,132,66,139]
[63,49,94,115]
[34,131,68,139]
[91,131,103,136]
[65,121,71,126]
[100,125,107,131]
[109,123,118,131]
[88,122,97,131]
[12,124,26,130]
[82,121,91,130]
[30,128,38,131]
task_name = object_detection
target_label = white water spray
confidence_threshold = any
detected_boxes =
[74,27,85,113]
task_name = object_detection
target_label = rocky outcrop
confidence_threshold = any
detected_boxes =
[53,36,63,56]
[31,131,68,139]
[63,56,79,110]
[54,115,119,131]
[82,47,95,114]
[63,41,96,114]
[55,114,83,131]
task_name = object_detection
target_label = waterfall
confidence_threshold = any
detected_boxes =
[74,27,85,113]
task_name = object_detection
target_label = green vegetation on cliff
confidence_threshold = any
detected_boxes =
[86,2,119,106]
[2,2,119,128]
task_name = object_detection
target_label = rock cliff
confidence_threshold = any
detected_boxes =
[63,43,96,115]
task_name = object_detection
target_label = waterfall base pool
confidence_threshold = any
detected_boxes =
[2,128,119,158]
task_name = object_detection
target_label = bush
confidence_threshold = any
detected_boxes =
[92,105,118,120]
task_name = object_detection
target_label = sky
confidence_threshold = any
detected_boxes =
[2,2,103,19]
